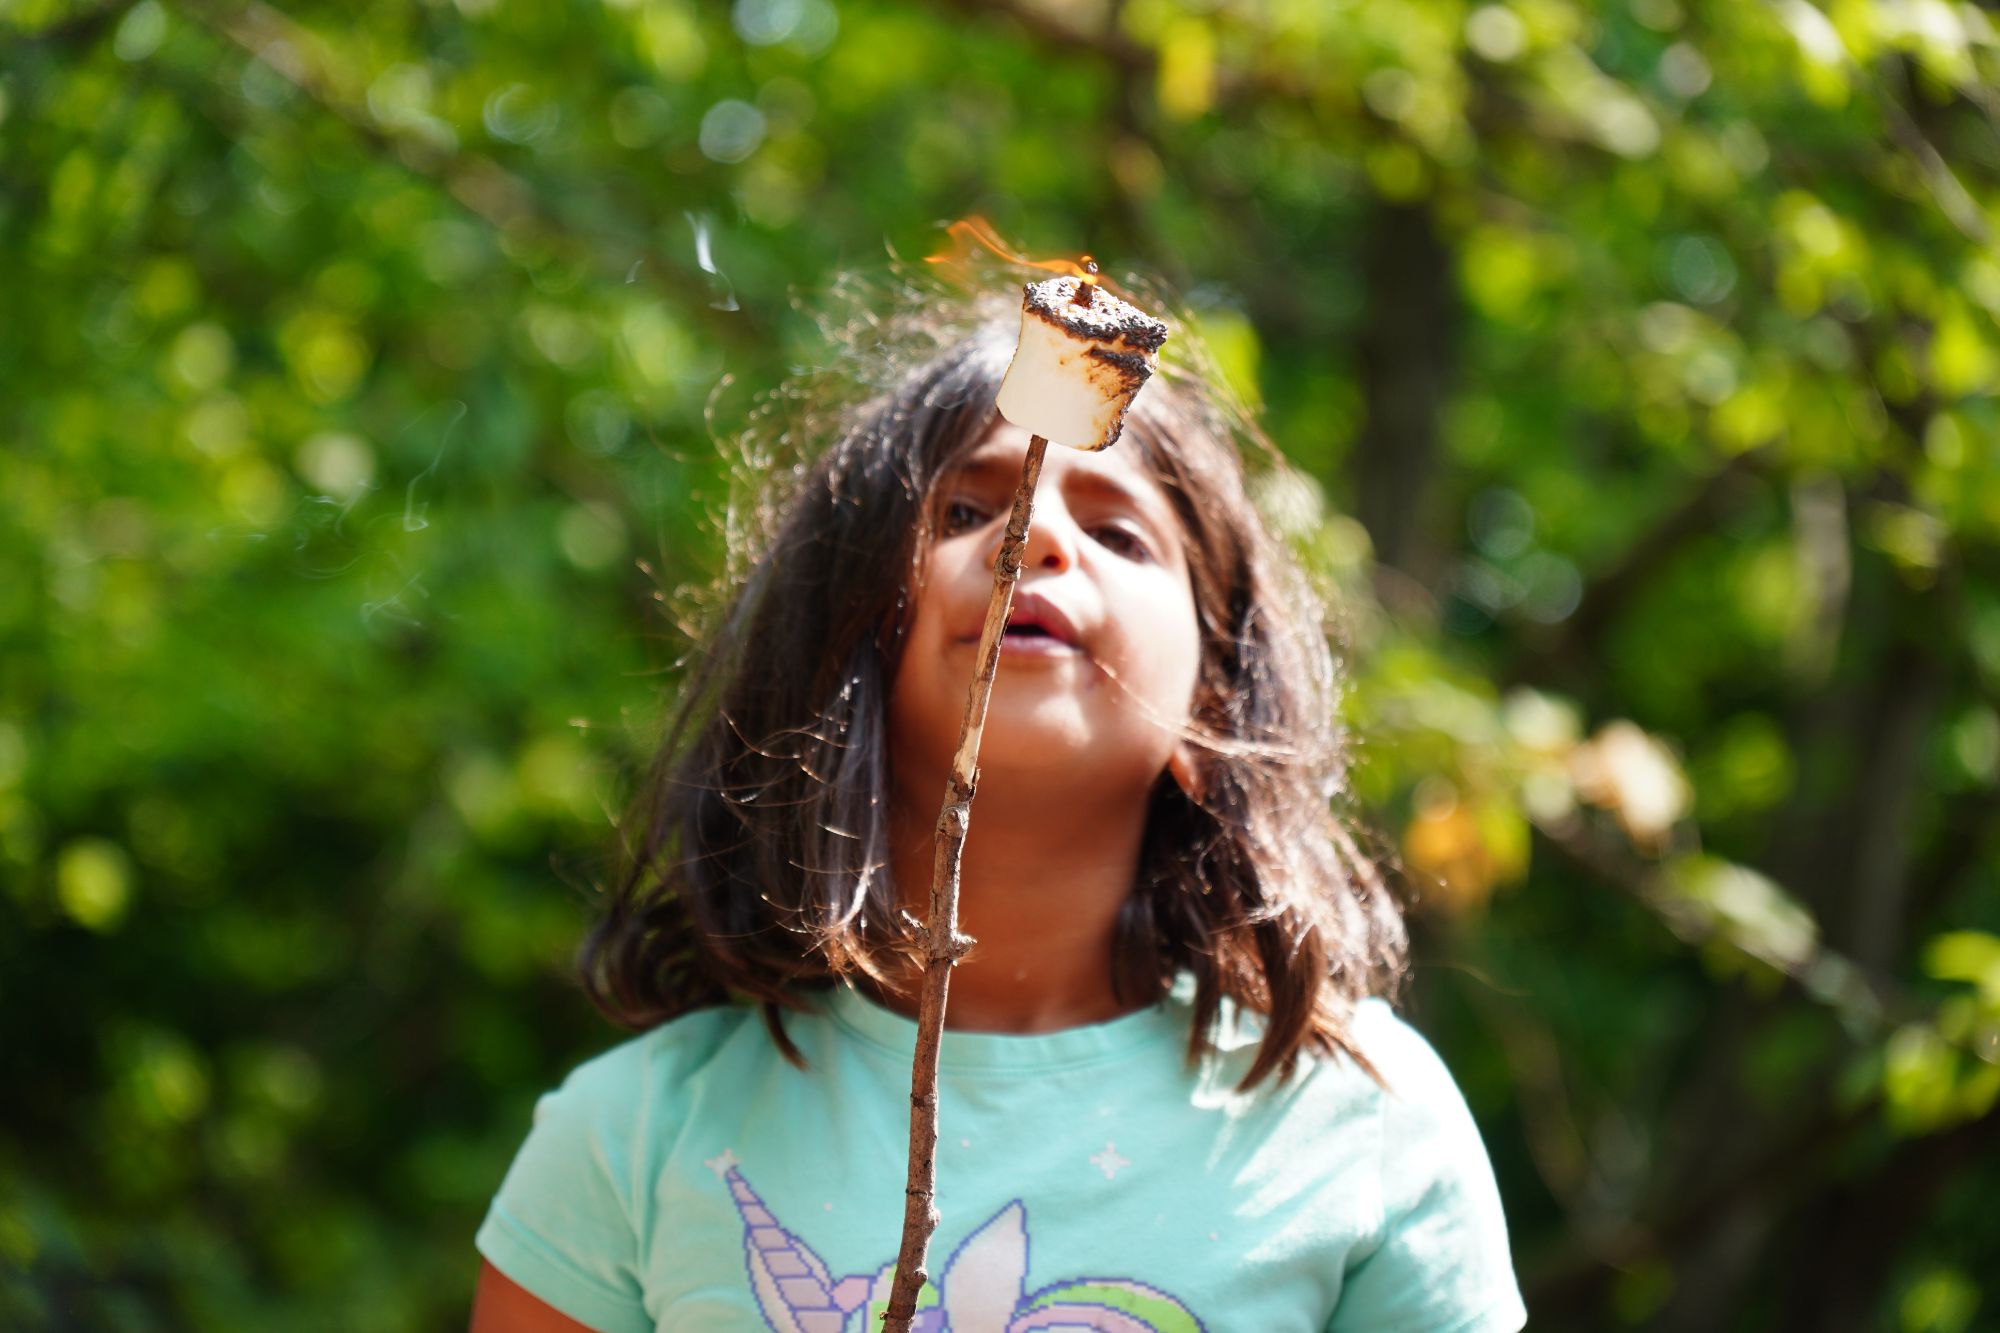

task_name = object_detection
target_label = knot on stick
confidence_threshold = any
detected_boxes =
[898,910,975,962]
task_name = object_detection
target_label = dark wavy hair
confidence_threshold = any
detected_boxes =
[580,276,1406,1088]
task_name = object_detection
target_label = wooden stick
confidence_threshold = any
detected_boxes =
[882,432,1051,1331]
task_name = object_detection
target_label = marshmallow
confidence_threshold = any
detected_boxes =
[995,276,1170,452]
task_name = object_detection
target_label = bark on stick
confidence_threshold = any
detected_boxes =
[881,432,1051,1331]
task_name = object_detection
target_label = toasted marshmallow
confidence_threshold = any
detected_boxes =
[995,276,1170,452]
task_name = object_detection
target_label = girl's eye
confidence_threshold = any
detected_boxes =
[939,499,989,536]
[1091,524,1151,561]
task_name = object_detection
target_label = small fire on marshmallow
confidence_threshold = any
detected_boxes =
[925,217,1109,288]
[926,218,1171,453]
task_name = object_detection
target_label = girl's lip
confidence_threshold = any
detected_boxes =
[996,633,1084,660]
[955,590,1087,657]
[998,590,1081,647]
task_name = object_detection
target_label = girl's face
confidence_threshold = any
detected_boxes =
[889,418,1203,802]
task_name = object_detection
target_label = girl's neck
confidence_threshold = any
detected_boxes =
[882,767,1153,1034]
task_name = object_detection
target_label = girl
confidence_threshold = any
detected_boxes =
[470,279,1526,1333]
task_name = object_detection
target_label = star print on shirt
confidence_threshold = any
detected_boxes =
[1089,1141,1131,1180]
[703,1148,739,1178]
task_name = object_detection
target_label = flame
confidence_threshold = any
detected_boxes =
[926,217,1108,291]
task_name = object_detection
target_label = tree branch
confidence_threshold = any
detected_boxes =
[1531,809,1900,1033]
[13,0,138,48]
[941,0,1153,77]
[1523,1091,1881,1316]
[1504,450,1764,689]
[174,0,761,346]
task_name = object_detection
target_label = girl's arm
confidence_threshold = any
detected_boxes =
[470,1260,605,1333]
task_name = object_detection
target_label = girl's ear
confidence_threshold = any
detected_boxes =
[1167,743,1205,804]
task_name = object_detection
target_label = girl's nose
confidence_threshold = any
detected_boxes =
[991,500,1078,574]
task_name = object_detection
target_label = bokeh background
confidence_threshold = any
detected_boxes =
[6,0,2000,1328]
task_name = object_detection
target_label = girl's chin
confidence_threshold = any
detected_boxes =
[894,714,1166,811]
[968,714,1160,780]
[890,666,1168,790]
[961,755,1163,816]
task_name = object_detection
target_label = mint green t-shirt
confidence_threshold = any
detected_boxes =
[476,987,1526,1333]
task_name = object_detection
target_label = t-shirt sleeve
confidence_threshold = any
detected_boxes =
[476,1046,655,1333]
[1328,1005,1527,1333]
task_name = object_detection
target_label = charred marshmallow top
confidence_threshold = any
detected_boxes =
[995,276,1170,452]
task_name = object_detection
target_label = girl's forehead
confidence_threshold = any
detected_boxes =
[953,420,1179,523]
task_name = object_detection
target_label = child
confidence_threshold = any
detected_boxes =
[470,279,1527,1333]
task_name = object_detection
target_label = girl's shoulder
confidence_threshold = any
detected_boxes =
[1346,996,1465,1095]
[478,1003,799,1332]
[1216,995,1500,1196]
[1209,990,1470,1105]
[530,1003,777,1134]
[1327,997,1493,1145]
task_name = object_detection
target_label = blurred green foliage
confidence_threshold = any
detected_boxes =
[3,0,1998,1328]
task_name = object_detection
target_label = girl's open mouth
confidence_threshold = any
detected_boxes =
[991,591,1085,659]
[998,621,1084,658]
[992,590,1082,653]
